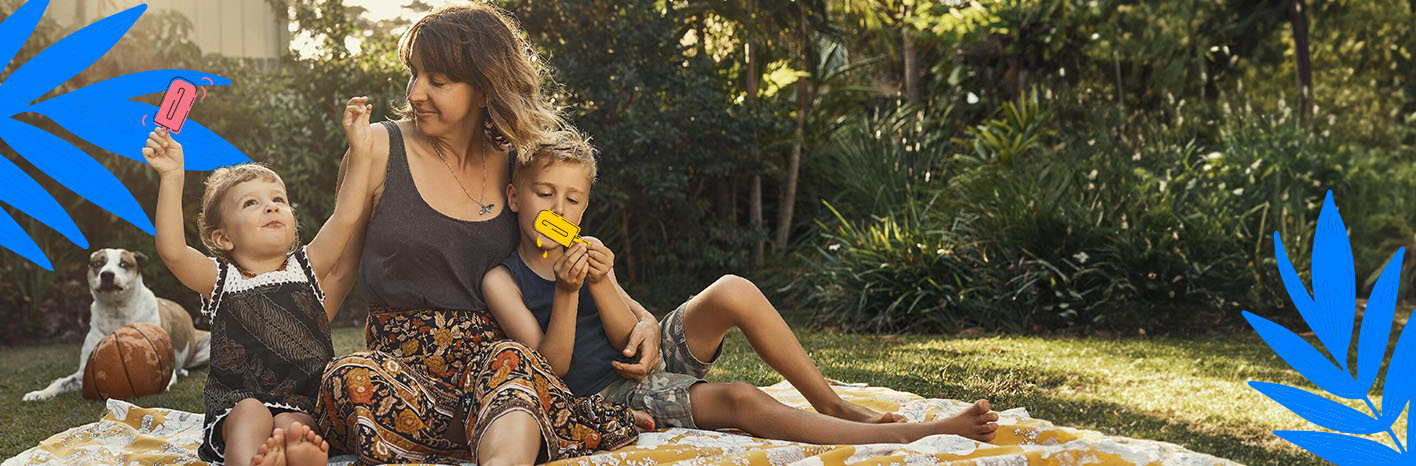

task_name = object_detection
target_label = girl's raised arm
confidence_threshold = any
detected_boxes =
[307,97,380,318]
[143,128,218,298]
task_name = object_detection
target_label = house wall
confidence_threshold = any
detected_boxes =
[45,0,289,59]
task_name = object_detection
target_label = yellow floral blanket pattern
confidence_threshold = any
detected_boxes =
[6,381,1239,466]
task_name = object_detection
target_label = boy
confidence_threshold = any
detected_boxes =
[483,130,999,444]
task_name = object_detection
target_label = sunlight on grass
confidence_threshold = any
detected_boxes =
[4,325,1402,465]
[710,330,1404,466]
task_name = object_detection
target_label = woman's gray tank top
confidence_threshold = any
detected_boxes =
[358,120,519,312]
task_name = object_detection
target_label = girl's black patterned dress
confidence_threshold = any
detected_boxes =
[197,247,335,464]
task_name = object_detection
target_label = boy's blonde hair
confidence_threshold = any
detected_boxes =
[394,4,565,161]
[515,129,598,185]
[197,163,298,261]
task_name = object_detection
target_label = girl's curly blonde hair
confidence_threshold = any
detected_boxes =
[394,3,565,161]
[197,163,298,262]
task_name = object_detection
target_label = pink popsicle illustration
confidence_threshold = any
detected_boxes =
[155,77,197,134]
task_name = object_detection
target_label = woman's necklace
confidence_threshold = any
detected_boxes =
[430,138,495,216]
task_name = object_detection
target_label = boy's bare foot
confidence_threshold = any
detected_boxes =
[930,400,999,443]
[821,402,907,424]
[631,409,657,431]
[283,421,330,466]
[251,428,286,466]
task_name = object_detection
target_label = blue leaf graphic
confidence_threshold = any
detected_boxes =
[0,205,52,270]
[1244,310,1363,398]
[1358,249,1401,389]
[1381,302,1416,427]
[0,0,245,270]
[0,152,84,248]
[1249,381,1382,433]
[1275,231,1325,352]
[1311,191,1358,371]
[39,69,230,103]
[0,0,47,73]
[0,118,152,233]
[1273,431,1402,466]
[0,4,144,110]
[32,98,247,169]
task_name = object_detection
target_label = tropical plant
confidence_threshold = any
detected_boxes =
[1243,191,1415,464]
[0,0,245,270]
[954,88,1053,167]
[792,198,1021,332]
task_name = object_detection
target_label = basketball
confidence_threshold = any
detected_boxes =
[82,322,175,400]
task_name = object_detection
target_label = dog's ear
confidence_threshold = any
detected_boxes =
[133,251,148,269]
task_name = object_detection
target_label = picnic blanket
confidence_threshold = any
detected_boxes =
[5,381,1239,465]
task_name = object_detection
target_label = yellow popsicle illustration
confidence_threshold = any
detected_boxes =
[535,210,589,247]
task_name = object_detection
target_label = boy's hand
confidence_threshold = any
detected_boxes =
[141,128,183,177]
[612,320,662,380]
[342,96,374,155]
[553,243,590,292]
[583,236,615,285]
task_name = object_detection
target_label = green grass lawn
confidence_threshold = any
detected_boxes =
[1,325,1390,465]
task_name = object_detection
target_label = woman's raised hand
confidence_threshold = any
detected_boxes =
[342,96,374,155]
[142,127,183,177]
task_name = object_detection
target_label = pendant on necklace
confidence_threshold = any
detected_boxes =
[480,204,495,215]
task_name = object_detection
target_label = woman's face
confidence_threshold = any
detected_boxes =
[407,54,484,138]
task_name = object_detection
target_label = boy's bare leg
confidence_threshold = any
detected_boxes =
[689,382,999,444]
[683,275,904,423]
[224,398,276,466]
[476,411,541,466]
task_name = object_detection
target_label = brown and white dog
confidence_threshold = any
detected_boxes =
[23,248,211,401]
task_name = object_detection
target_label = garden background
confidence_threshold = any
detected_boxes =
[3,0,1415,464]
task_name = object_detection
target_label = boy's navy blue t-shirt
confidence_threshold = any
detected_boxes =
[500,251,633,397]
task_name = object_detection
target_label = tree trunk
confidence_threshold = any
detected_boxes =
[775,8,809,249]
[751,175,764,270]
[747,1,764,271]
[1290,0,1313,119]
[696,14,708,58]
[902,24,920,105]
[716,175,734,224]
[730,174,739,225]
[619,211,638,285]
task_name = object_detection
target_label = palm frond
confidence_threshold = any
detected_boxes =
[1248,191,1413,461]
[0,0,248,270]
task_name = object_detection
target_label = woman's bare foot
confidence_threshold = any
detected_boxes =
[929,400,999,442]
[631,409,657,431]
[820,401,907,424]
[251,428,286,466]
[282,422,330,466]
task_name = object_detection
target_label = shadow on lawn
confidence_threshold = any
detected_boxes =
[824,359,1316,466]
[712,332,1323,466]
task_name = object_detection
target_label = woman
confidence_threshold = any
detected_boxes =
[313,5,660,465]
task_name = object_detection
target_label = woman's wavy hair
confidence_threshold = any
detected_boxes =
[394,3,564,161]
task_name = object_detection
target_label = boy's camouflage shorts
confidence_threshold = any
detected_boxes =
[597,299,723,428]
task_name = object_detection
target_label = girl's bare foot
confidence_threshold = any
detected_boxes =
[821,402,907,424]
[282,421,330,466]
[631,409,657,431]
[930,400,999,442]
[251,428,286,466]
